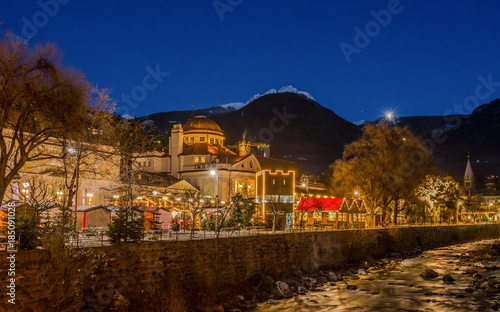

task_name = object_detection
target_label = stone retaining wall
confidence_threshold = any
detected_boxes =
[2,224,500,311]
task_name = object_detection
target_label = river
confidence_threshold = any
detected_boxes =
[252,239,500,311]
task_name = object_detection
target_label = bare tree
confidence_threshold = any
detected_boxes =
[0,32,91,203]
[331,123,433,225]
[103,117,160,242]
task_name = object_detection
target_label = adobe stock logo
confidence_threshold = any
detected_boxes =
[339,0,407,64]
[247,106,296,144]
[12,0,71,42]
[213,0,243,21]
[115,65,169,117]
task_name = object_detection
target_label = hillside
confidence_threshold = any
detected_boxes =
[143,94,500,178]
[212,93,360,174]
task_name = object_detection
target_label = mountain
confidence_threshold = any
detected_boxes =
[393,99,500,178]
[143,91,500,178]
[211,92,360,173]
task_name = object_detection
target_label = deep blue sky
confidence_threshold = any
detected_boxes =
[3,1,500,122]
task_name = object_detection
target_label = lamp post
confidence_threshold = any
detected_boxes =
[67,146,80,247]
[489,203,493,222]
[457,201,462,223]
[21,182,30,203]
[300,174,310,230]
[152,191,158,207]
[210,169,219,231]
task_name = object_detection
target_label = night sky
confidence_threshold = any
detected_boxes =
[3,0,500,122]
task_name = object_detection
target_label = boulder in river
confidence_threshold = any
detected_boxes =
[420,269,439,277]
[443,274,455,283]
[275,281,293,298]
[327,271,338,282]
[267,299,281,305]
[258,274,275,292]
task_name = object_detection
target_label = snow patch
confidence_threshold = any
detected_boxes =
[122,114,134,120]
[215,85,315,110]
[278,85,315,101]
[219,102,246,110]
[353,120,367,126]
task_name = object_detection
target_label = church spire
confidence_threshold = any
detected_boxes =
[464,155,474,196]
[187,103,195,122]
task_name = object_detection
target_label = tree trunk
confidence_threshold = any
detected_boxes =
[393,199,399,225]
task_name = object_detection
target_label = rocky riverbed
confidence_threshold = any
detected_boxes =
[221,239,500,311]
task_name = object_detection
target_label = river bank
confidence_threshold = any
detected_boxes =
[239,239,500,312]
[3,224,500,311]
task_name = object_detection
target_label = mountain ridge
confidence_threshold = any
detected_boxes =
[143,93,500,178]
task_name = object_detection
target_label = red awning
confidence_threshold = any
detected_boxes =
[296,198,344,211]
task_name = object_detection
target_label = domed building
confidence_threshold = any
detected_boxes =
[141,114,298,224]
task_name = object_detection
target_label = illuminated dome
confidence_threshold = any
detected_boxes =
[183,115,223,134]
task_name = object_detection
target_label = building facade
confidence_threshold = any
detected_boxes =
[137,115,297,223]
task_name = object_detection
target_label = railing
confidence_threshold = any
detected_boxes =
[54,221,500,247]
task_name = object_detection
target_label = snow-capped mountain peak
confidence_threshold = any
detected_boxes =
[215,86,315,111]
[277,85,315,101]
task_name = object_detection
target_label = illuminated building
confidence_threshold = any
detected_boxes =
[137,114,298,224]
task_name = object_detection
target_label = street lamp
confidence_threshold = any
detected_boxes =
[21,182,30,203]
[300,175,310,230]
[384,109,397,124]
[489,203,493,222]
[152,191,158,207]
[210,169,219,231]
[113,195,119,206]
[66,146,80,247]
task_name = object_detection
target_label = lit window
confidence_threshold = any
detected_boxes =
[273,179,275,185]
[194,157,199,163]
[201,156,206,163]
[283,180,286,185]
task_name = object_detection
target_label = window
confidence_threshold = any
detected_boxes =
[241,163,245,168]
[210,138,214,145]
[147,160,151,167]
[189,137,194,143]
[194,156,199,163]
[200,137,205,142]
[201,156,206,163]
[249,160,254,169]
[273,179,275,185]
[283,180,286,185]
[215,139,219,145]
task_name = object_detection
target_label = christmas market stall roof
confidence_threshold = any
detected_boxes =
[296,198,344,211]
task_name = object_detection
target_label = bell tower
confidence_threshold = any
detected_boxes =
[464,155,474,196]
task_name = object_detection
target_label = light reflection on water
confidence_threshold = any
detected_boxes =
[252,240,500,312]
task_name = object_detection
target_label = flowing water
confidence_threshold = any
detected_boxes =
[252,239,500,311]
